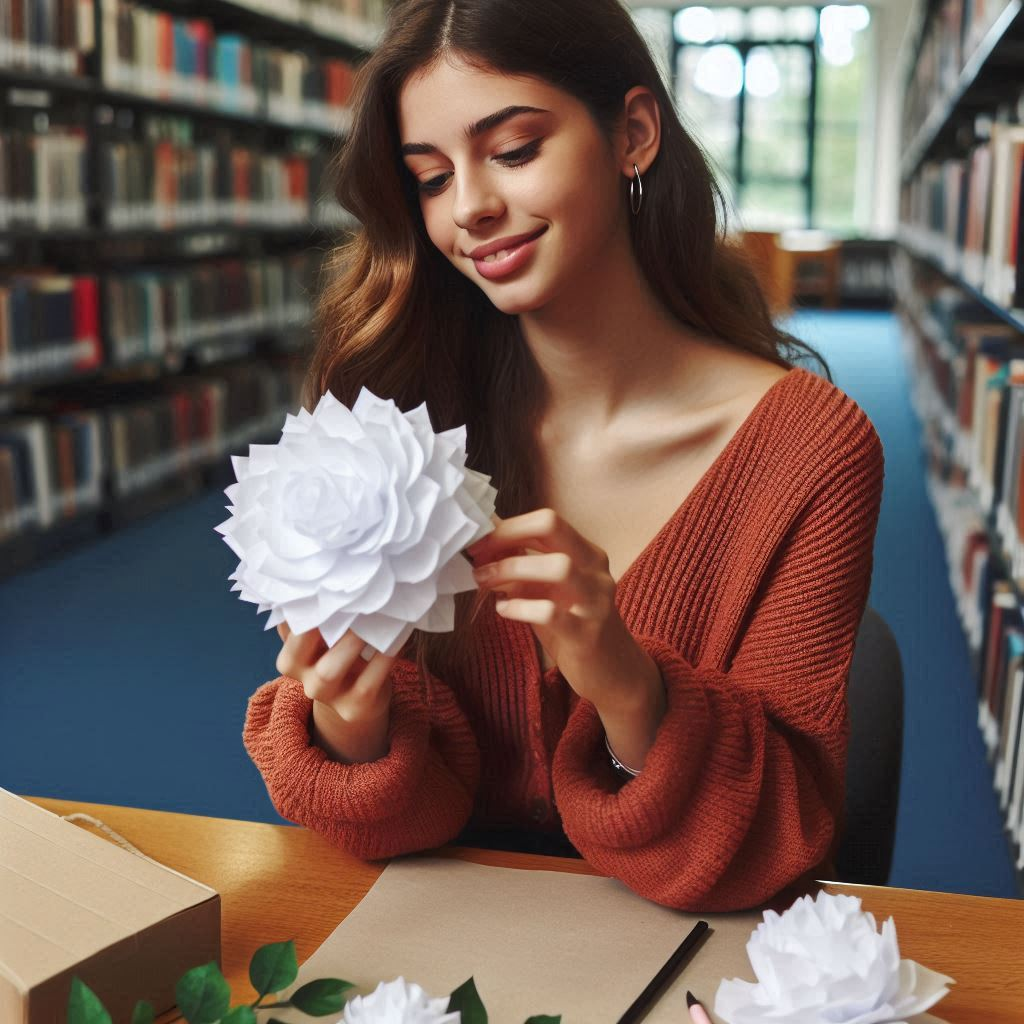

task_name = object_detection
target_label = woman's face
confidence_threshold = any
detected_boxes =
[397,55,627,316]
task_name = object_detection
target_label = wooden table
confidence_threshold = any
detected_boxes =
[27,797,1024,1024]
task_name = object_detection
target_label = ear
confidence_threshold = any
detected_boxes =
[620,86,661,177]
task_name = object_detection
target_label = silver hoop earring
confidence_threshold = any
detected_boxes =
[630,163,644,216]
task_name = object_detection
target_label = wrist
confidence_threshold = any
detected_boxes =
[311,699,390,764]
[605,733,643,778]
[596,650,667,773]
[591,641,665,719]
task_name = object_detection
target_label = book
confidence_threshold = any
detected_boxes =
[0,418,53,528]
[0,446,19,540]
[996,652,1024,802]
[984,125,1024,307]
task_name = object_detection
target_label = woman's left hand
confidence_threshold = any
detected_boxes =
[467,508,659,715]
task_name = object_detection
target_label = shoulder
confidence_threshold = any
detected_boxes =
[761,365,883,472]
[701,365,886,583]
[706,347,882,465]
[684,343,884,490]
[703,360,885,527]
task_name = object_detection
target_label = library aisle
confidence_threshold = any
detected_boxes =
[0,310,1018,899]
[789,310,1019,897]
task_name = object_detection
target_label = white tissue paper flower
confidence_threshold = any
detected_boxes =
[215,388,497,657]
[715,891,954,1024]
[341,977,460,1024]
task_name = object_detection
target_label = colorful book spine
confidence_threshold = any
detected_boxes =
[0,0,91,75]
[103,254,316,367]
[98,2,359,132]
[0,128,88,231]
[102,120,317,231]
[0,275,103,385]
[901,124,1024,314]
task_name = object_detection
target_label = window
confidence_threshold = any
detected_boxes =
[634,5,874,233]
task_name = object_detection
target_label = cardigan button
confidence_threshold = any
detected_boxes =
[530,797,549,823]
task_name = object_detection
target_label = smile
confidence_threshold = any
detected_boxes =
[470,227,547,281]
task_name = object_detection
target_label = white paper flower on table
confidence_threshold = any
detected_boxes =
[341,977,460,1024]
[715,891,954,1024]
[215,388,497,657]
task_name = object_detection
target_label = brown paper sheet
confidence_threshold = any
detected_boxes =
[274,857,946,1024]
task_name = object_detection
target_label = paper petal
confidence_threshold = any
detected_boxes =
[216,388,499,660]
[714,892,954,1024]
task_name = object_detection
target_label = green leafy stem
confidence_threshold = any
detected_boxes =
[66,938,560,1024]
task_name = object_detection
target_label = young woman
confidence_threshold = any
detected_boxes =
[243,0,885,913]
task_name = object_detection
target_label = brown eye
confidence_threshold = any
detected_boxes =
[495,139,543,166]
[418,172,452,195]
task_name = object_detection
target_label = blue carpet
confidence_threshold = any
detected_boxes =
[0,310,1018,897]
[786,310,1018,897]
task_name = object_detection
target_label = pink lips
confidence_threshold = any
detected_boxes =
[469,226,547,281]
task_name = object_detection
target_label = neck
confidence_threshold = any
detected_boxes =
[517,229,712,431]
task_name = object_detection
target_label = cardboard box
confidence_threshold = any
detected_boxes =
[0,789,221,1024]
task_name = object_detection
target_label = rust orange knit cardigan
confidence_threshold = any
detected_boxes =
[243,366,885,912]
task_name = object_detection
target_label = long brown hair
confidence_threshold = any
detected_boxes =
[308,0,831,682]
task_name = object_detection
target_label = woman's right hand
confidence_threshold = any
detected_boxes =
[275,623,396,762]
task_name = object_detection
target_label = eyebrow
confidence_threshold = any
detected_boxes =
[400,105,550,156]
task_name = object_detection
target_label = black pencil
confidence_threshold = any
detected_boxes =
[614,919,710,1024]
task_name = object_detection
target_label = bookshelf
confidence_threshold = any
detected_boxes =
[899,0,1023,180]
[0,0,378,579]
[894,0,1024,890]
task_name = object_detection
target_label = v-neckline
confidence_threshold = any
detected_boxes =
[530,365,803,678]
[611,365,800,593]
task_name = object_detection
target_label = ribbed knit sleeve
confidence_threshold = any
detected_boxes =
[242,658,481,859]
[552,392,885,912]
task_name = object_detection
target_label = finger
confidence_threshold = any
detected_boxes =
[276,628,327,678]
[486,580,591,609]
[494,597,559,625]
[469,509,599,565]
[474,551,573,589]
[312,631,370,687]
[466,516,503,560]
[344,653,397,720]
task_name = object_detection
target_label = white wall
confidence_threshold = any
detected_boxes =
[869,0,916,236]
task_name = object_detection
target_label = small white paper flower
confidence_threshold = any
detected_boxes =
[342,977,460,1024]
[215,388,497,657]
[714,891,954,1024]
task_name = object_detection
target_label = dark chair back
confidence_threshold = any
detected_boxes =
[836,605,904,885]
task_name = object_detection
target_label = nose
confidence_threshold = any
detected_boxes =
[451,166,504,230]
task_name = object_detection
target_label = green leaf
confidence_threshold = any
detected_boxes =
[175,962,231,1024]
[131,1001,155,1024]
[290,978,355,1016]
[221,1008,256,1024]
[67,977,113,1024]
[524,1017,562,1023]
[447,977,488,1024]
[248,940,298,998]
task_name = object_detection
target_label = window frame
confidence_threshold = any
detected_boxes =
[671,7,830,228]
